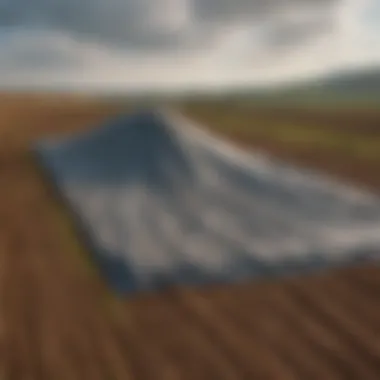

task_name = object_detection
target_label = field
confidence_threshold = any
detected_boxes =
[181,100,380,190]
[1,93,380,379]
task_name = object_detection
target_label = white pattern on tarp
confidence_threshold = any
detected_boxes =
[37,109,380,292]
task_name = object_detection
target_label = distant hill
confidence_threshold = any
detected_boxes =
[182,67,380,103]
[319,67,380,93]
[271,66,380,95]
[93,66,380,109]
[225,66,380,108]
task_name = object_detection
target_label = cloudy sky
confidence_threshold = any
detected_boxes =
[0,0,379,92]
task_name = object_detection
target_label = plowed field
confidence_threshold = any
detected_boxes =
[1,94,380,380]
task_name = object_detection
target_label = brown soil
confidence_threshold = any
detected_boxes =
[1,94,380,380]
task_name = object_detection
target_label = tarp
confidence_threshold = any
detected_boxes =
[35,109,380,294]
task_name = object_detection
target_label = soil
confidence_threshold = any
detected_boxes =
[1,94,380,380]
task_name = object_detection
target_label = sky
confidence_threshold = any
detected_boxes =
[0,0,379,92]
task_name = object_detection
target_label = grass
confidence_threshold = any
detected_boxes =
[181,100,380,159]
[242,123,380,160]
[244,93,380,111]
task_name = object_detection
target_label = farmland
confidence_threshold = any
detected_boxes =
[0,93,380,379]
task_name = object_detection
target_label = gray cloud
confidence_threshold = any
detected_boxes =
[265,14,335,52]
[0,29,83,77]
[0,0,340,52]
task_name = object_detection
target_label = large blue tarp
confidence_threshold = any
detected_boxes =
[35,109,380,294]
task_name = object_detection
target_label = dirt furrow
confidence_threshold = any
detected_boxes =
[118,295,235,380]
[287,280,380,378]
[171,288,300,379]
[271,281,379,379]
[206,282,352,380]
